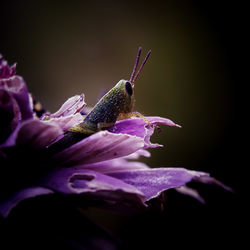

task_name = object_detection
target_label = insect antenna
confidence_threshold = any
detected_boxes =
[130,47,142,83]
[131,49,151,85]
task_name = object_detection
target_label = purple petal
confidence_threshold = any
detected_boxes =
[146,116,182,127]
[0,76,33,120]
[0,54,33,119]
[40,168,142,195]
[49,94,86,118]
[109,168,209,201]
[176,186,205,204]
[44,113,83,132]
[123,149,151,160]
[109,116,181,148]
[2,119,63,149]
[54,131,145,165]
[38,168,145,209]
[192,175,234,193]
[80,157,150,174]
[0,89,21,144]
[0,186,53,218]
[40,94,85,134]
[0,54,17,78]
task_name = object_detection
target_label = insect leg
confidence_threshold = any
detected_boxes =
[119,112,151,126]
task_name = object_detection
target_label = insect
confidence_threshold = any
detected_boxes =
[70,46,151,135]
[48,47,151,153]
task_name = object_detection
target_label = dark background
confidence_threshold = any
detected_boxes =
[0,1,247,249]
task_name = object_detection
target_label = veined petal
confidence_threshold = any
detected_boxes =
[38,168,145,209]
[123,149,151,160]
[39,168,143,195]
[109,168,209,201]
[146,116,182,127]
[109,116,181,148]
[0,76,33,119]
[54,131,145,165]
[1,119,63,149]
[44,113,83,132]
[78,157,150,174]
[0,55,33,120]
[49,94,86,118]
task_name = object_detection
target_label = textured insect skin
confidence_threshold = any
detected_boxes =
[70,80,134,134]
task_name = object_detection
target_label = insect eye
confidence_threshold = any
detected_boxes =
[125,81,133,96]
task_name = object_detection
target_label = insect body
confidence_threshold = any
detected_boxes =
[70,47,151,135]
[47,47,151,154]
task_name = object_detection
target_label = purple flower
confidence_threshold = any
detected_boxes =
[0,54,230,218]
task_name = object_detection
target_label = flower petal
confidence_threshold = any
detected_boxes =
[0,54,16,78]
[54,131,145,165]
[78,157,150,174]
[0,186,53,218]
[38,168,145,209]
[44,113,83,132]
[175,186,205,204]
[0,76,33,120]
[109,167,209,201]
[0,55,33,119]
[123,149,151,160]
[0,89,21,144]
[192,175,234,192]
[146,116,182,128]
[48,94,86,118]
[109,116,181,148]
[2,119,63,149]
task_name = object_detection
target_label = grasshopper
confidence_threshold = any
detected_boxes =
[70,47,151,135]
[48,47,151,153]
